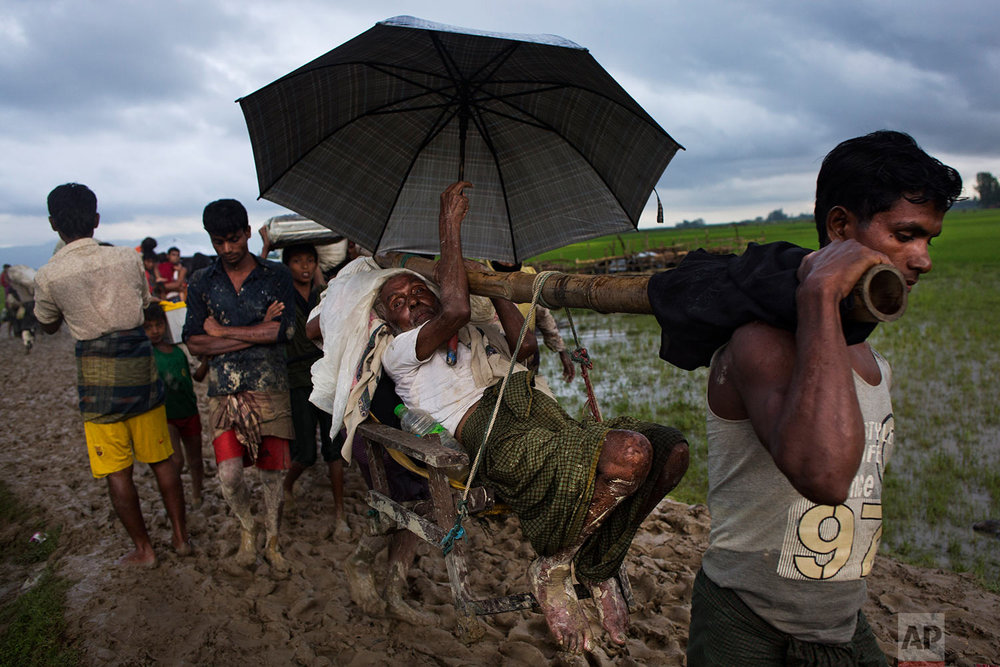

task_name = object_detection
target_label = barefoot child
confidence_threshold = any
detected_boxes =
[143,304,208,508]
[278,243,347,534]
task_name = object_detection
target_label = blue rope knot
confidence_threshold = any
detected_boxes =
[441,500,469,556]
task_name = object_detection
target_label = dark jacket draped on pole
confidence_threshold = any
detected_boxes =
[647,241,878,371]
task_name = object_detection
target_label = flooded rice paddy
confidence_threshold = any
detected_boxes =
[538,301,1000,591]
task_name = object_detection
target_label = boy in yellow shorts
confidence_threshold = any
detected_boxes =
[34,183,190,567]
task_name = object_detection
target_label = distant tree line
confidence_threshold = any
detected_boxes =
[678,174,1000,229]
[977,172,1000,208]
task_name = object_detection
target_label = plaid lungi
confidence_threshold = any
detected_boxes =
[460,372,687,582]
[75,327,164,424]
[687,569,888,666]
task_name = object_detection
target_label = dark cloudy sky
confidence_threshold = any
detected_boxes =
[2,0,997,263]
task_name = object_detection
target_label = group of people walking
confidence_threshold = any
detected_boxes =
[31,130,962,665]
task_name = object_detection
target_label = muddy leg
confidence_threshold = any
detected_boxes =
[167,424,185,474]
[282,461,306,510]
[529,550,591,652]
[181,431,205,509]
[150,457,190,556]
[385,530,432,625]
[582,577,629,645]
[532,429,652,652]
[106,466,158,567]
[260,468,290,572]
[218,457,256,567]
[344,534,388,615]
[327,459,349,537]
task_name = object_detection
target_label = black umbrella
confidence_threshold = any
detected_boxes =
[239,15,683,262]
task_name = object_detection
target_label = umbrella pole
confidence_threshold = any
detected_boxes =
[374,252,907,321]
[457,104,469,182]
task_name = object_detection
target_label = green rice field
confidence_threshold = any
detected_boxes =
[535,208,1000,591]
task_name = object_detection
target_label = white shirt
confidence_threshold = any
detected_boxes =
[381,323,487,434]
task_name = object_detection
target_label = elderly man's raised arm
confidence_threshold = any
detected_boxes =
[414,181,473,360]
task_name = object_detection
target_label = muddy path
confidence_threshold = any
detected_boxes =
[0,330,997,665]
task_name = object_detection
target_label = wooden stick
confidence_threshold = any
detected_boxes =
[374,252,907,322]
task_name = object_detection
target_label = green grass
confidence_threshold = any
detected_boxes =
[0,569,78,667]
[0,480,79,666]
[528,207,1000,266]
[537,207,1000,590]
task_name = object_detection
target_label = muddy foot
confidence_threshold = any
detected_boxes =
[584,577,629,645]
[344,551,386,616]
[234,529,257,568]
[264,537,291,573]
[118,548,159,569]
[529,556,592,653]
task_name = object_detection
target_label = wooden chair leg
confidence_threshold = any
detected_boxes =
[427,467,484,643]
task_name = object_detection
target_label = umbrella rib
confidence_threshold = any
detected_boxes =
[481,79,678,142]
[258,73,461,194]
[371,104,462,254]
[465,104,520,261]
[363,62,459,101]
[486,94,655,227]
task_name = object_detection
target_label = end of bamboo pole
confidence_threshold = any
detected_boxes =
[849,264,907,322]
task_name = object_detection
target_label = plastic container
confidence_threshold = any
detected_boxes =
[160,301,187,344]
[394,404,462,451]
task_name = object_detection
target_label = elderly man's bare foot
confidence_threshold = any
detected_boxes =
[584,577,629,645]
[264,536,291,573]
[344,550,386,615]
[234,528,257,567]
[529,556,592,653]
[118,547,158,568]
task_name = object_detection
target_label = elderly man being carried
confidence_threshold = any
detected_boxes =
[314,182,689,652]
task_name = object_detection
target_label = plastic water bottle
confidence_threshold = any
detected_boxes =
[394,404,462,451]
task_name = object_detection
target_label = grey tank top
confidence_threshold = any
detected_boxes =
[701,348,894,644]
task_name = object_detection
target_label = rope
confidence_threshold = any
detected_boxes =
[439,270,559,555]
[564,307,603,422]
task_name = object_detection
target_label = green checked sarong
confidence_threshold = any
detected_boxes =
[687,569,888,667]
[460,372,687,582]
[76,327,164,424]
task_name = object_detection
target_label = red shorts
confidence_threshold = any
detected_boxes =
[212,431,290,470]
[167,414,202,439]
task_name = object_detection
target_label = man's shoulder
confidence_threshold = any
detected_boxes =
[729,321,794,353]
[38,241,133,279]
[187,261,219,288]
[713,321,796,381]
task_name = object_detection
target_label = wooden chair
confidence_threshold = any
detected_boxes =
[356,421,635,643]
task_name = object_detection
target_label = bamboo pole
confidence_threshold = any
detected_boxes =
[374,252,907,322]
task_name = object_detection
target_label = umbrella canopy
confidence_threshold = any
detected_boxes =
[239,15,683,262]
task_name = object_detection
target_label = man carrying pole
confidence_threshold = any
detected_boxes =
[685,131,962,665]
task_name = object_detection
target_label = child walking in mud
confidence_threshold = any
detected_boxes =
[275,243,348,535]
[143,304,208,509]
